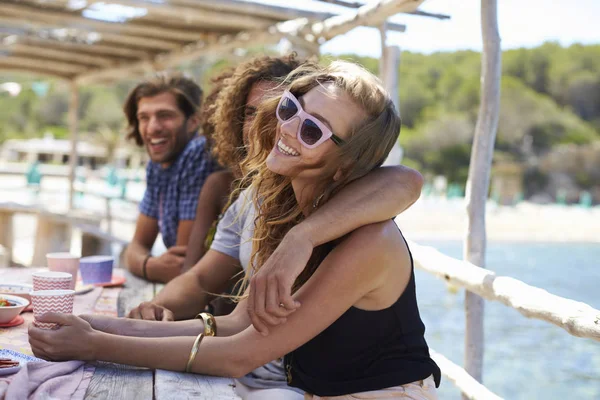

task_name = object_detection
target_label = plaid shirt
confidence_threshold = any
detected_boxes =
[139,136,218,249]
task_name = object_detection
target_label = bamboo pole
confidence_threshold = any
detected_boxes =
[68,82,79,211]
[463,0,501,387]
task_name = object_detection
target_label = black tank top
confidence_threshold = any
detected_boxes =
[284,234,441,396]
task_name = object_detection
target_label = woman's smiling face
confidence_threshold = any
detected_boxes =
[266,82,367,183]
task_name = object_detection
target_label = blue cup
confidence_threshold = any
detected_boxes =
[79,256,114,284]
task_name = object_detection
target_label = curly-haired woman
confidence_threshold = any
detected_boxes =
[30,60,440,399]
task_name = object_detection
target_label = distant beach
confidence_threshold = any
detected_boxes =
[397,197,600,244]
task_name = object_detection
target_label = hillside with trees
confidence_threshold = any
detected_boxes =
[1,42,598,202]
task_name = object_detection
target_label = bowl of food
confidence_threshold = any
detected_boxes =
[0,283,33,303]
[0,295,30,324]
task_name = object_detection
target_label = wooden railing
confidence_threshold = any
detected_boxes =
[408,240,600,399]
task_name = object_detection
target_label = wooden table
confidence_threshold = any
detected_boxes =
[0,267,240,399]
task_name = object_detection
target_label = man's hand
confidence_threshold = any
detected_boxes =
[247,227,310,335]
[148,245,187,282]
[127,301,175,321]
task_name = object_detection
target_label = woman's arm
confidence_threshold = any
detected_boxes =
[29,221,408,379]
[85,297,251,338]
[248,165,423,331]
[183,170,234,271]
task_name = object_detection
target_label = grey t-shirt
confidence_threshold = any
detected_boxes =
[209,189,301,393]
[210,189,255,271]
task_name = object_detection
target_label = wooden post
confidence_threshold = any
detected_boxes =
[105,197,113,236]
[0,209,14,267]
[32,214,71,266]
[379,22,404,166]
[68,81,79,211]
[378,22,388,79]
[463,0,501,389]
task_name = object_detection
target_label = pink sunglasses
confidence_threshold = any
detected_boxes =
[276,90,345,149]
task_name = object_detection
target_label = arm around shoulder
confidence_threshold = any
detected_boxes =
[183,170,234,270]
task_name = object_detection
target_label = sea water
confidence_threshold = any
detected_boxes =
[415,240,600,399]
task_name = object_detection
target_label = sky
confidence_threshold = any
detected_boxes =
[254,0,600,56]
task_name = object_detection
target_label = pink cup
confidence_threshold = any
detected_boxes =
[46,253,80,290]
[32,271,73,291]
[31,290,75,330]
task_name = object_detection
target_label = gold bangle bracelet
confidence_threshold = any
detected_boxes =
[196,312,217,337]
[185,333,204,373]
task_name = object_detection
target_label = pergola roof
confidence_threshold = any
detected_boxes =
[0,0,444,84]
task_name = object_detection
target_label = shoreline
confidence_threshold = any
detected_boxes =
[395,198,600,245]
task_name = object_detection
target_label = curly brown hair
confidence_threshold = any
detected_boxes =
[209,54,303,174]
[233,61,401,296]
[123,72,203,146]
[199,69,234,140]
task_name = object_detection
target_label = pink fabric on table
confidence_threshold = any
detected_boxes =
[0,360,85,400]
[0,280,123,400]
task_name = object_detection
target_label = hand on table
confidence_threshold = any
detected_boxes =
[247,229,312,335]
[28,313,99,362]
[127,302,175,321]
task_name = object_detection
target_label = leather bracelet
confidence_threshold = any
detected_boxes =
[142,255,151,280]
[195,312,217,337]
[185,333,204,373]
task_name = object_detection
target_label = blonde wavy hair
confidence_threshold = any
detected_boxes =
[209,54,304,176]
[235,60,401,295]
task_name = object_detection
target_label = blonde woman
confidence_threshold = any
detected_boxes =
[29,61,440,399]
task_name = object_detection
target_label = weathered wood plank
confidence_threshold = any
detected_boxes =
[31,213,71,266]
[85,268,155,399]
[155,369,239,400]
[117,269,155,318]
[85,362,153,400]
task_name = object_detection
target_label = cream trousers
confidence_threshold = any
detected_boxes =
[303,376,438,400]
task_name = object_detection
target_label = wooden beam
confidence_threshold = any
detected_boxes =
[0,15,181,51]
[307,0,424,41]
[408,9,451,20]
[192,0,407,33]
[0,55,88,74]
[75,0,418,84]
[1,43,115,67]
[75,29,280,84]
[0,62,72,79]
[15,36,153,60]
[170,0,336,21]
[0,2,210,42]
[315,0,450,20]
[80,0,278,31]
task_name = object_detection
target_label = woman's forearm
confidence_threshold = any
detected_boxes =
[298,165,423,247]
[85,315,204,337]
[92,332,244,377]
[86,311,249,338]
